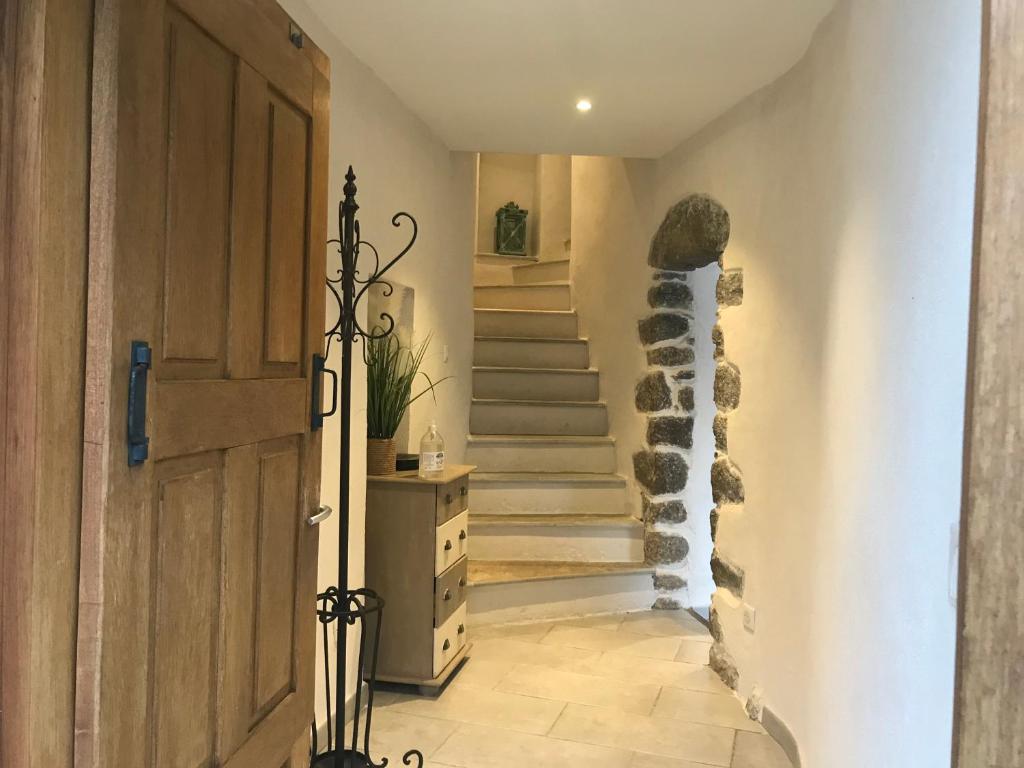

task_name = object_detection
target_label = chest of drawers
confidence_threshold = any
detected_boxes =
[365,465,474,691]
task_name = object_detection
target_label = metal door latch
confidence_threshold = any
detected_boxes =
[127,341,151,466]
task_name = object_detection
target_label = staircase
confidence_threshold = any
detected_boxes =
[467,257,654,626]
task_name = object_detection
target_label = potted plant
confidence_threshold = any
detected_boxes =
[365,331,447,475]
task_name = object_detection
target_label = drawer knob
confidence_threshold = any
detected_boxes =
[460,486,468,497]
[458,577,466,588]
[445,493,453,504]
[444,539,453,551]
[459,529,467,541]
[457,623,466,634]
[443,588,452,601]
[442,638,451,651]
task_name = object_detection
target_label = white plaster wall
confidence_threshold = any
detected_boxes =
[570,157,718,607]
[280,0,476,720]
[476,153,537,256]
[653,1,980,765]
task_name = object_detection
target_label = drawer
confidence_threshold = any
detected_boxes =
[432,602,468,676]
[434,556,468,627]
[435,511,469,575]
[435,477,470,525]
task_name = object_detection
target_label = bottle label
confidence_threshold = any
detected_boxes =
[421,451,445,472]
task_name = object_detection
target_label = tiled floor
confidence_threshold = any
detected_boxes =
[365,610,793,767]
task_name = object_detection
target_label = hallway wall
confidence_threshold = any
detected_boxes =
[652,0,980,765]
[280,0,476,718]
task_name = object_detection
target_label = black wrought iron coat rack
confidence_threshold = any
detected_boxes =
[310,167,423,768]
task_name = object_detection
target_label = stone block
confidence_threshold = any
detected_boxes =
[646,346,695,367]
[635,372,672,412]
[652,596,682,610]
[709,604,724,642]
[717,268,744,306]
[646,416,694,449]
[639,314,690,345]
[634,451,689,495]
[648,281,694,310]
[710,641,739,690]
[649,194,731,271]
[645,531,690,564]
[711,456,745,504]
[713,413,728,452]
[653,572,687,591]
[679,385,695,412]
[714,361,741,411]
[712,324,725,360]
[642,495,687,524]
[711,549,746,597]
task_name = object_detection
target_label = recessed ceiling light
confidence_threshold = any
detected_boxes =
[576,99,592,113]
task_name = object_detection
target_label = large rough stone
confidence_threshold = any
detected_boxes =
[654,271,688,282]
[712,324,725,360]
[653,572,687,591]
[713,413,728,453]
[648,281,693,310]
[647,416,694,449]
[642,495,687,524]
[717,268,744,306]
[714,361,741,411]
[635,372,672,412]
[633,451,689,495]
[649,194,731,271]
[652,596,682,611]
[711,549,746,597]
[645,531,690,564]
[709,604,724,642]
[710,507,720,542]
[646,346,695,367]
[711,456,745,504]
[710,641,739,690]
[638,314,690,345]
[678,385,695,412]
[673,370,695,381]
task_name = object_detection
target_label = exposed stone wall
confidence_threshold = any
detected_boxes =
[633,194,730,612]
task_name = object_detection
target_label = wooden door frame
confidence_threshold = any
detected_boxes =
[952,0,1024,765]
[0,0,93,766]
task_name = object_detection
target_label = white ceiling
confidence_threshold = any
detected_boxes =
[309,1,836,158]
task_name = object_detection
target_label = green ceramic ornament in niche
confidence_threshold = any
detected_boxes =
[495,201,528,256]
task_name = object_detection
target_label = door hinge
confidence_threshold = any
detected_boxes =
[289,21,304,49]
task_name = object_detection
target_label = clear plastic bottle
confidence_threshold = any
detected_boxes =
[418,420,446,479]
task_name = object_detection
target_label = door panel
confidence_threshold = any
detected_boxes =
[77,1,328,766]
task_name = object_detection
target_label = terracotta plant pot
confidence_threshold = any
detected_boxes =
[366,438,397,476]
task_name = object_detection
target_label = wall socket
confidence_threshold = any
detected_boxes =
[742,603,757,633]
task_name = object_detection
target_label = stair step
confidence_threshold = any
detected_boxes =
[469,514,644,563]
[466,434,617,473]
[467,560,656,626]
[474,337,589,369]
[470,398,608,436]
[475,309,579,339]
[469,472,628,515]
[474,283,571,311]
[472,366,599,402]
[512,258,570,285]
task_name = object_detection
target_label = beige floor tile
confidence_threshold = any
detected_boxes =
[385,681,566,735]
[557,613,628,631]
[731,731,794,768]
[469,636,601,669]
[549,703,735,766]
[652,687,764,733]
[496,663,661,715]
[619,610,710,639]
[674,638,713,664]
[630,751,722,768]
[449,657,515,690]
[469,621,554,643]
[365,709,459,762]
[433,722,633,768]
[571,652,733,695]
[542,626,682,660]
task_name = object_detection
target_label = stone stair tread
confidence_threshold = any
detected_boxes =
[467,434,614,444]
[475,308,576,316]
[473,365,597,375]
[470,471,626,485]
[472,397,607,408]
[469,513,641,527]
[475,282,570,289]
[469,560,652,586]
[474,334,587,343]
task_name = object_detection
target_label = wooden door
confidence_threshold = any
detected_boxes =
[77,1,329,767]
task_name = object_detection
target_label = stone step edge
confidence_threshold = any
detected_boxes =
[472,397,607,408]
[468,560,653,587]
[474,308,577,317]
[470,471,627,486]
[467,434,615,445]
[473,365,598,376]
[474,282,570,290]
[474,335,588,344]
[469,513,641,527]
